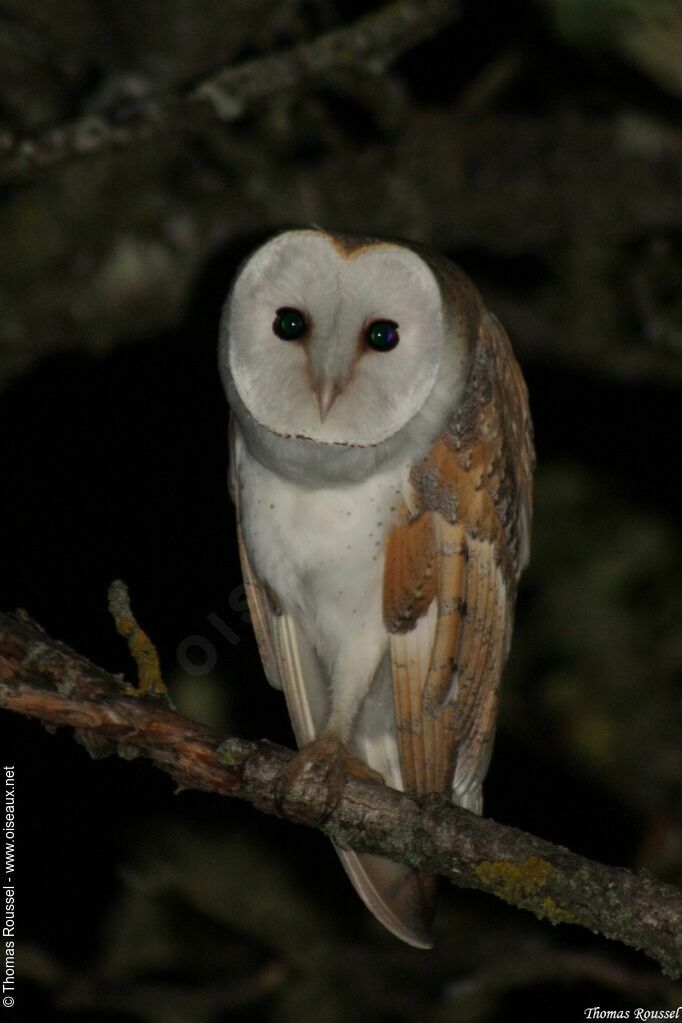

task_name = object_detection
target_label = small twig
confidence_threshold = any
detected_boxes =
[0,0,460,184]
[0,611,680,977]
[444,942,677,1004]
[107,579,167,700]
[55,964,286,1017]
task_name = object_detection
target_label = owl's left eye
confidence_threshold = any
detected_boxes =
[366,319,399,352]
[273,307,308,341]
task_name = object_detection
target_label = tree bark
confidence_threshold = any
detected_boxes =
[0,0,460,184]
[0,611,680,977]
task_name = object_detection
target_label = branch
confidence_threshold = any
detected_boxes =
[0,611,680,977]
[3,106,680,392]
[0,0,459,184]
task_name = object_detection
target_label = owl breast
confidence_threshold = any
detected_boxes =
[234,427,411,686]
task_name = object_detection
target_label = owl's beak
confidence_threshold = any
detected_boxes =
[315,378,340,421]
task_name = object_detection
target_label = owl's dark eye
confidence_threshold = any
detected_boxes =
[366,319,399,352]
[273,307,308,341]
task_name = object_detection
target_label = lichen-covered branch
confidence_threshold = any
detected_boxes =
[0,611,680,977]
[0,0,459,184]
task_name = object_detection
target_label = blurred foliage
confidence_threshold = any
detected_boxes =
[19,823,681,1022]
[1,0,681,387]
[548,0,682,95]
[504,465,682,874]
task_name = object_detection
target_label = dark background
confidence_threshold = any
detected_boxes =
[1,1,681,1020]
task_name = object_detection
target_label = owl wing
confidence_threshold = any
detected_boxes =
[229,417,282,692]
[230,415,330,727]
[384,311,533,813]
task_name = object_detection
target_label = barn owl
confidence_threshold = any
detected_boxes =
[219,228,534,948]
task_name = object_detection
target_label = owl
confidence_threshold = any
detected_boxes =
[219,228,534,948]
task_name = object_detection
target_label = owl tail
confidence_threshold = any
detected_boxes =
[336,847,436,948]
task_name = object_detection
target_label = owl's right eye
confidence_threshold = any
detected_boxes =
[273,307,308,341]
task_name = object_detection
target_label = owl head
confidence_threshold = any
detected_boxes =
[220,229,481,481]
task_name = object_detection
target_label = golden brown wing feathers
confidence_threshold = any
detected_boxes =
[383,309,534,814]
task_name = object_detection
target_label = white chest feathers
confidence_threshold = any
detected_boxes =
[235,431,411,677]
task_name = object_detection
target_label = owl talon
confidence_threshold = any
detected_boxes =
[274,734,384,822]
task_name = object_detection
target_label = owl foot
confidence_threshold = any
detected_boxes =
[274,734,384,823]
